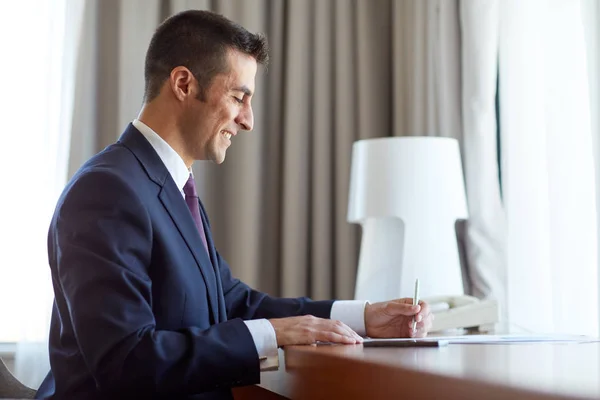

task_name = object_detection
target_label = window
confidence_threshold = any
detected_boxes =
[0,0,82,343]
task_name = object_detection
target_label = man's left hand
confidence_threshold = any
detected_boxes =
[364,298,433,338]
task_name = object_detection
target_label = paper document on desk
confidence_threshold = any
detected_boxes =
[370,334,600,345]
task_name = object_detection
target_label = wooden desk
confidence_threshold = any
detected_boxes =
[233,350,292,400]
[284,342,600,399]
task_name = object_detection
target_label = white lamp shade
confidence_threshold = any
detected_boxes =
[348,137,468,301]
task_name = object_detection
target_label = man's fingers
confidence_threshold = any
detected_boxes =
[385,301,420,315]
[412,302,432,325]
[329,320,363,343]
[270,315,364,346]
[405,312,433,339]
[385,299,430,316]
[331,320,359,339]
[319,331,359,344]
[316,320,361,344]
[414,325,430,338]
[411,317,434,338]
[418,301,431,316]
[307,316,362,343]
[407,313,432,326]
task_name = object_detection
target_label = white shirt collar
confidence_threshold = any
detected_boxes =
[132,119,190,192]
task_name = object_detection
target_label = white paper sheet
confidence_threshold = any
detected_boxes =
[364,334,600,345]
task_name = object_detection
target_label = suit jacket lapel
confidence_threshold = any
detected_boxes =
[158,181,220,323]
[198,202,227,322]
[119,124,220,324]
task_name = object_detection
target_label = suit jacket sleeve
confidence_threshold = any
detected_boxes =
[52,170,259,397]
[218,254,334,320]
[197,206,334,319]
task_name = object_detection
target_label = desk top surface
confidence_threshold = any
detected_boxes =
[285,342,600,399]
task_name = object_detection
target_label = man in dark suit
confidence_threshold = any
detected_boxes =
[37,10,433,399]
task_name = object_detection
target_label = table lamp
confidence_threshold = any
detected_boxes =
[347,137,468,302]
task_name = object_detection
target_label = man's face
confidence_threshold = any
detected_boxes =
[181,49,257,164]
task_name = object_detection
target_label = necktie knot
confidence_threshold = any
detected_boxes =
[183,174,198,198]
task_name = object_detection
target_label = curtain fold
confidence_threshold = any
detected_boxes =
[330,0,360,300]
[459,0,506,313]
[279,0,314,297]
[309,0,335,300]
[392,0,461,140]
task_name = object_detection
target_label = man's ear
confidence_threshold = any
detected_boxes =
[169,67,194,101]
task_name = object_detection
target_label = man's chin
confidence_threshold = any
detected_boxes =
[209,152,227,165]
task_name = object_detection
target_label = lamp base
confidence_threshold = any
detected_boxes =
[354,217,465,302]
[354,218,405,302]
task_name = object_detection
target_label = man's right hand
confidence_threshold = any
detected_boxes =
[268,315,363,346]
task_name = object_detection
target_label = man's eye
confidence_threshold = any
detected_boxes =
[234,97,243,104]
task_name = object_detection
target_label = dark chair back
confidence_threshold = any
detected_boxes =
[0,357,36,399]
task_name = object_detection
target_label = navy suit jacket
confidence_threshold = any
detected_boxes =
[37,125,334,399]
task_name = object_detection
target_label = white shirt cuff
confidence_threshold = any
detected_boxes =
[243,319,279,371]
[330,300,368,336]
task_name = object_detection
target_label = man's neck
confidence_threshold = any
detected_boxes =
[137,103,193,168]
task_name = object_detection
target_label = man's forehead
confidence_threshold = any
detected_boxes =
[226,49,257,75]
[206,49,257,95]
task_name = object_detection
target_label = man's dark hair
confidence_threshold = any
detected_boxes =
[144,10,269,102]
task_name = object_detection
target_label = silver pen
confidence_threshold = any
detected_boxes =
[412,278,420,332]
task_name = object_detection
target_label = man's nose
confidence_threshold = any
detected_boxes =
[236,104,254,131]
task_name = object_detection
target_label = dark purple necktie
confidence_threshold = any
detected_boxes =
[183,174,209,252]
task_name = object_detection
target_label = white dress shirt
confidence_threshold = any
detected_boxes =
[132,119,367,370]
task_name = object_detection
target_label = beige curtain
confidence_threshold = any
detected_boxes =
[70,0,502,303]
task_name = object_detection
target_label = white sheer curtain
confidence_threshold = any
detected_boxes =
[581,0,600,333]
[500,0,598,336]
[0,0,85,388]
[461,0,598,336]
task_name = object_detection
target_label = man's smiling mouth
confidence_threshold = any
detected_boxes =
[222,131,232,140]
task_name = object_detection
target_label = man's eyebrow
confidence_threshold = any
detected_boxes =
[232,86,253,97]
